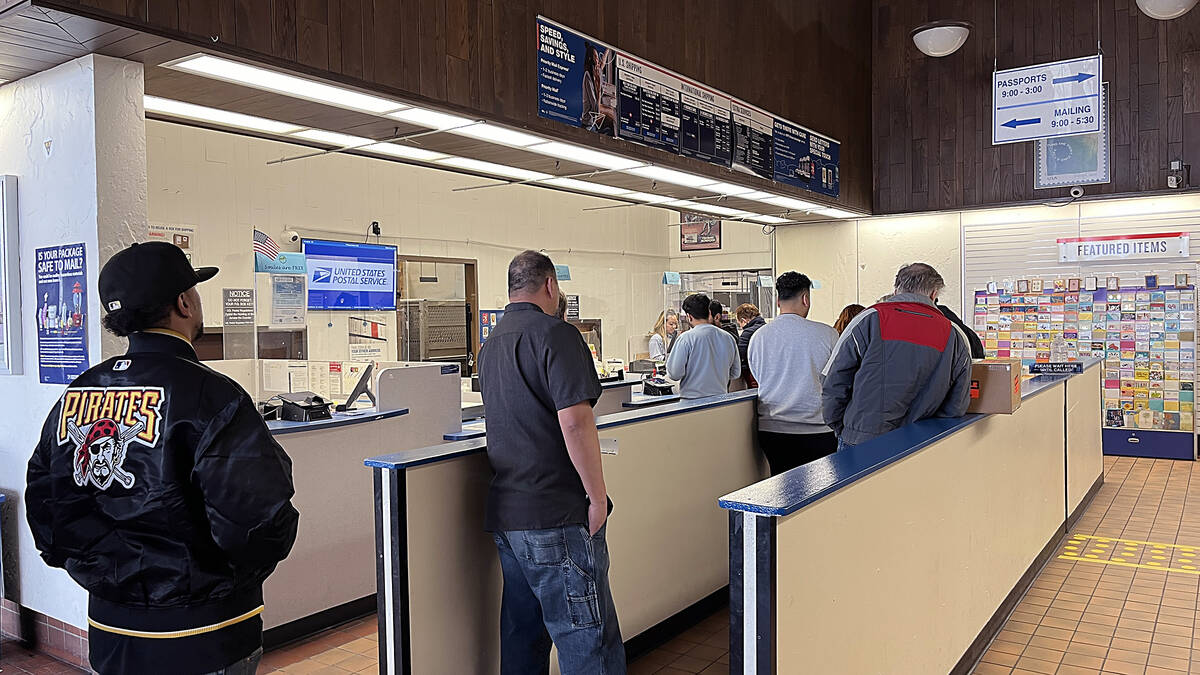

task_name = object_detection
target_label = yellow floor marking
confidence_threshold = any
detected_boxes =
[1058,555,1200,575]
[1072,534,1198,551]
[1060,534,1200,575]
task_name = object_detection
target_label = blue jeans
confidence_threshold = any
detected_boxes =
[493,523,625,675]
[203,647,261,675]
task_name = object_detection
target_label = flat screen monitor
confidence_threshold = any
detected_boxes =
[302,239,397,311]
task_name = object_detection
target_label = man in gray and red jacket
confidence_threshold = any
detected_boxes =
[821,262,973,449]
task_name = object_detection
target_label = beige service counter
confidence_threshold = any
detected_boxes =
[364,390,764,674]
[719,360,1103,675]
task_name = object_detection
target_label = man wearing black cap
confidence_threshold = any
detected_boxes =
[26,242,300,675]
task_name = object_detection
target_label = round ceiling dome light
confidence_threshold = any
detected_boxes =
[911,20,972,57]
[1135,0,1199,19]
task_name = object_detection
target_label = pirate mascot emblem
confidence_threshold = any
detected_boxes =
[68,417,140,490]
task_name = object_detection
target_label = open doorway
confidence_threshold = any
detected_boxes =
[395,255,480,375]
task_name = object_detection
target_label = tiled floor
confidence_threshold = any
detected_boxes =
[971,456,1200,675]
[263,608,730,675]
[260,617,378,674]
[0,640,87,674]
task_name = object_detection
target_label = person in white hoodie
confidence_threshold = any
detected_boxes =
[747,272,839,475]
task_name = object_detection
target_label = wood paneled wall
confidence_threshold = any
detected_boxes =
[874,0,1200,214]
[36,0,872,211]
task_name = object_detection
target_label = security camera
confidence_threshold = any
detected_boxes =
[1069,186,1084,199]
[282,229,300,243]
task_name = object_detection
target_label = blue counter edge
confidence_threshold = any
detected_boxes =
[718,359,1101,517]
[367,390,759,469]
[268,407,409,435]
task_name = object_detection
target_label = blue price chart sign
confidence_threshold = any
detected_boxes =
[992,54,1101,145]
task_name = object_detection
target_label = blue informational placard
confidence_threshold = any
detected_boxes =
[536,18,617,135]
[302,239,397,311]
[35,243,89,384]
[536,16,840,197]
[772,119,840,198]
[479,309,505,346]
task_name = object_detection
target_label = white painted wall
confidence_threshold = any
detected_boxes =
[0,55,147,628]
[667,219,773,273]
[776,193,1200,327]
[776,214,966,325]
[146,121,674,361]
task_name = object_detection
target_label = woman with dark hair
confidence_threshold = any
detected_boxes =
[581,43,615,133]
[833,304,866,334]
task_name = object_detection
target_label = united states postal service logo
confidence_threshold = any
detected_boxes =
[58,387,164,490]
[312,267,333,283]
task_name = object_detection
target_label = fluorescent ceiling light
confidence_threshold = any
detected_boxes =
[143,96,304,135]
[622,191,677,204]
[814,207,859,219]
[362,143,447,162]
[667,201,749,217]
[526,142,643,171]
[625,166,718,189]
[388,107,475,130]
[539,178,631,196]
[737,190,775,201]
[763,195,819,211]
[704,182,757,196]
[169,54,407,114]
[435,156,550,182]
[745,214,790,224]
[451,123,544,148]
[291,129,372,147]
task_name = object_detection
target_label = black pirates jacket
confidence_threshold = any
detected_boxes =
[26,330,300,675]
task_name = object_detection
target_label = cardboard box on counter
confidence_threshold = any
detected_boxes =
[967,358,1022,414]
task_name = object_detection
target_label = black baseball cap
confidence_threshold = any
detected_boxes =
[99,241,218,314]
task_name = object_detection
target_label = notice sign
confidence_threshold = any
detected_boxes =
[35,243,89,384]
[993,54,1101,144]
[1030,362,1084,374]
[1057,232,1189,262]
[222,288,255,326]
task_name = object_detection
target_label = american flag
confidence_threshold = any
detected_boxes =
[253,229,280,260]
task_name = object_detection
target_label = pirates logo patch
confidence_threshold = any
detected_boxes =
[57,387,164,490]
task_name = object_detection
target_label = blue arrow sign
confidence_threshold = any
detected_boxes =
[1052,72,1095,85]
[1002,117,1041,129]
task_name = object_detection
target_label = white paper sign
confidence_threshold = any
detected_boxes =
[993,54,1101,144]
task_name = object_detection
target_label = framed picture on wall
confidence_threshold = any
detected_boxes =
[986,281,998,294]
[1053,278,1067,291]
[1017,279,1030,293]
[1084,277,1098,291]
[1146,274,1159,289]
[1068,278,1081,292]
[1034,82,1111,189]
[1107,277,1120,291]
[1176,274,1189,287]
[1031,278,1044,293]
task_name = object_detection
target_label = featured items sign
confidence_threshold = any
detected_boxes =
[535,15,839,197]
[1057,232,1190,262]
[36,243,89,384]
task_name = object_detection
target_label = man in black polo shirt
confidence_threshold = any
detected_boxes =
[479,251,625,675]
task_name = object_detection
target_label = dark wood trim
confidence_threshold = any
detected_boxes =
[950,523,1068,675]
[622,588,728,662]
[1067,474,1104,532]
[262,595,375,650]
